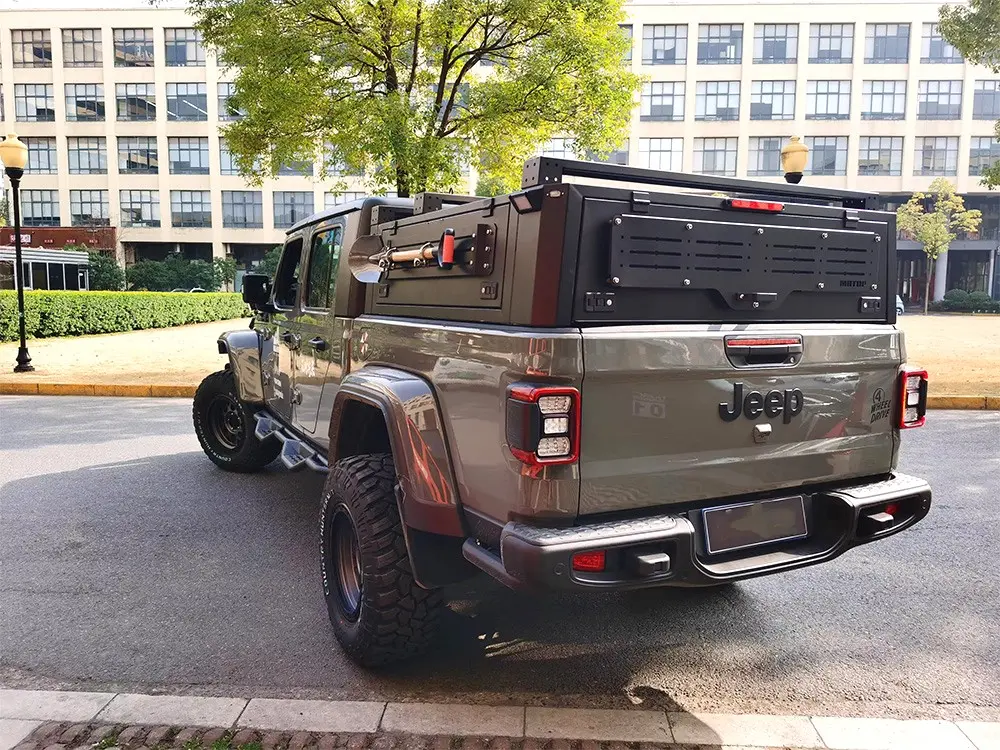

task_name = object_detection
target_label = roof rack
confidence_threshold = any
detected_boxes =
[521,157,879,210]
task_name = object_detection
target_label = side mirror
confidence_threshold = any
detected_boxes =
[242,273,272,310]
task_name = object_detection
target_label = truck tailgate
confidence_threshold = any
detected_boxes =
[578,323,902,516]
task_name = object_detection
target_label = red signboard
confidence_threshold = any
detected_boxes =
[0,226,117,250]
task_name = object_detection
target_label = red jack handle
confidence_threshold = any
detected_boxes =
[439,228,456,269]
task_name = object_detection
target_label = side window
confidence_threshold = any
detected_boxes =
[305,226,343,310]
[273,238,303,308]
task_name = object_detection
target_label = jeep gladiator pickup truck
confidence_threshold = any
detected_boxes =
[193,157,932,667]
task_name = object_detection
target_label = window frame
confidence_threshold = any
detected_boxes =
[170,190,213,228]
[303,224,345,312]
[20,190,61,227]
[806,135,849,176]
[864,23,910,64]
[222,191,265,229]
[116,82,157,121]
[858,136,904,176]
[862,80,906,120]
[973,81,1000,120]
[65,83,105,122]
[118,136,159,174]
[168,136,211,175]
[697,24,743,64]
[14,83,55,122]
[642,24,688,65]
[914,136,959,176]
[694,137,738,176]
[12,29,52,68]
[695,80,741,121]
[920,23,962,63]
[970,137,1000,176]
[639,137,683,171]
[23,137,58,174]
[641,81,685,121]
[62,29,103,67]
[67,136,109,175]
[806,79,852,120]
[164,27,206,67]
[917,80,963,120]
[808,23,854,64]
[748,136,784,176]
[114,28,154,67]
[165,82,208,121]
[274,191,316,229]
[120,190,161,228]
[753,24,798,64]
[750,80,796,120]
[70,189,111,227]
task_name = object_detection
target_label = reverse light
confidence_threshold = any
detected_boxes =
[898,368,928,429]
[572,551,606,572]
[506,385,580,465]
[726,198,785,213]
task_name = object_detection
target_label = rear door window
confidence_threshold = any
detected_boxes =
[304,226,343,310]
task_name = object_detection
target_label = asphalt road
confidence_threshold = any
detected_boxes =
[1,397,998,721]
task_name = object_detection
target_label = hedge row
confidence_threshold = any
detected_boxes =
[0,291,249,342]
[928,289,1000,314]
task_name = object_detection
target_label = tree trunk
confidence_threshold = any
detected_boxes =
[924,262,932,315]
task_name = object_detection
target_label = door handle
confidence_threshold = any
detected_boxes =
[308,336,328,352]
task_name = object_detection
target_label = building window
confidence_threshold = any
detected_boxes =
[274,192,315,228]
[969,137,1000,176]
[754,24,798,64]
[120,190,160,227]
[806,80,851,120]
[67,137,108,174]
[220,139,239,175]
[696,81,740,120]
[639,138,683,171]
[114,28,154,66]
[541,138,575,159]
[12,30,52,68]
[587,140,630,166]
[23,138,57,174]
[116,83,156,121]
[865,23,909,63]
[694,137,737,175]
[748,137,784,176]
[862,80,906,120]
[165,28,205,67]
[277,159,314,176]
[697,24,742,64]
[620,25,633,63]
[921,24,962,63]
[750,80,795,120]
[166,83,208,121]
[21,190,60,227]
[118,136,158,173]
[641,82,685,121]
[918,80,963,120]
[222,191,263,228]
[168,137,210,174]
[809,24,853,64]
[806,136,848,176]
[70,190,110,226]
[914,136,959,176]
[62,29,102,67]
[170,190,212,227]
[218,83,245,121]
[325,192,366,208]
[14,84,55,122]
[858,136,903,176]
[642,25,687,65]
[973,81,1000,120]
[65,84,105,121]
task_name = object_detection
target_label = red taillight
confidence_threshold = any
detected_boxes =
[884,503,900,517]
[572,551,606,572]
[726,198,784,212]
[506,385,580,466]
[898,368,929,429]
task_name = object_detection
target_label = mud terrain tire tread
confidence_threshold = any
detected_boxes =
[320,453,442,667]
[192,369,280,473]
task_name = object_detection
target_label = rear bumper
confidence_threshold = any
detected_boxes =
[462,472,931,591]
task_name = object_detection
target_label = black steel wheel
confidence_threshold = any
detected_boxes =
[320,453,443,667]
[193,369,280,472]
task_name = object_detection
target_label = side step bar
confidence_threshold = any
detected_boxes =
[254,413,329,473]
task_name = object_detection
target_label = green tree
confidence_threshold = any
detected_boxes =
[896,178,982,314]
[256,246,283,279]
[85,250,126,291]
[939,0,1000,188]
[212,257,238,291]
[126,255,220,291]
[0,194,9,227]
[191,0,640,196]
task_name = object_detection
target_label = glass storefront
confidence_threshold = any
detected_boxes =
[0,249,90,290]
[947,250,992,293]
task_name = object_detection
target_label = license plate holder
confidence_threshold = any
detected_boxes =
[703,496,808,555]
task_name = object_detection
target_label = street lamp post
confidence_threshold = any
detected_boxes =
[0,133,34,373]
[781,136,808,184]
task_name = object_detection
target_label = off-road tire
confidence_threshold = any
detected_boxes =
[320,453,443,667]
[192,369,280,472]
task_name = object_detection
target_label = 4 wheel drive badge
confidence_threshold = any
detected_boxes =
[719,382,804,424]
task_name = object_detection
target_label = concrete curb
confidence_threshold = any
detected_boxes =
[0,383,197,398]
[1,690,997,750]
[1,383,998,409]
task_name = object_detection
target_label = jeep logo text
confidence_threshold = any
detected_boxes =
[719,382,804,424]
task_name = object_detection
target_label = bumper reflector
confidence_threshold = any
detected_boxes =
[572,551,606,572]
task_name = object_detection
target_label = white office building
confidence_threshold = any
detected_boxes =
[0,0,998,300]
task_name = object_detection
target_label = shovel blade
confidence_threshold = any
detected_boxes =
[347,234,385,284]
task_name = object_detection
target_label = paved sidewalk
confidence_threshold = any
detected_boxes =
[1,690,997,750]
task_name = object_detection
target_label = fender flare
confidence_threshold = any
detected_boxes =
[217,329,266,404]
[330,366,463,540]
